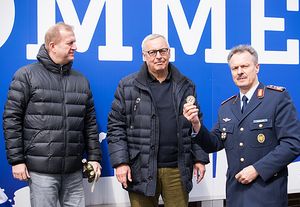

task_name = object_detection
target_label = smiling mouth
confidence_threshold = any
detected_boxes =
[155,61,164,64]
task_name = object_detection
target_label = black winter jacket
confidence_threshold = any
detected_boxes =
[107,63,209,196]
[3,45,101,174]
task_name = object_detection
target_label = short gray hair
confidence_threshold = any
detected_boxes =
[227,44,258,64]
[141,34,170,51]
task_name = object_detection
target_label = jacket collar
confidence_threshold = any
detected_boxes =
[36,44,72,75]
[231,82,265,122]
[136,62,186,86]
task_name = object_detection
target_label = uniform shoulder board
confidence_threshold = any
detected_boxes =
[266,85,285,92]
[221,95,237,105]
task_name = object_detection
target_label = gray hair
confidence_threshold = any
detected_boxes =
[141,34,170,51]
[45,22,74,50]
[227,44,258,64]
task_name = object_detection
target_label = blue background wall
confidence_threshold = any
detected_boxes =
[1,0,299,204]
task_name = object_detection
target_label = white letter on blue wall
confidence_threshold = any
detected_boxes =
[251,0,299,64]
[26,0,132,61]
[152,0,227,63]
[205,0,229,63]
[98,0,132,61]
[0,0,15,48]
[26,0,55,59]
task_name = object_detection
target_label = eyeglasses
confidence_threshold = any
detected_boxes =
[144,48,169,57]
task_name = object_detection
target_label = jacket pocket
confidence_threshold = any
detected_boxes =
[129,150,142,184]
[219,123,234,150]
[250,119,272,130]
[77,133,84,155]
[130,97,141,127]
[24,130,43,153]
[249,119,275,148]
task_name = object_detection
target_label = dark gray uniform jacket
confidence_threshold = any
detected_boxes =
[3,44,101,174]
[107,63,209,196]
[196,83,300,207]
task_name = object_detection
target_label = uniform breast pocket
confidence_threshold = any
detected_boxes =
[249,119,276,148]
[219,123,235,150]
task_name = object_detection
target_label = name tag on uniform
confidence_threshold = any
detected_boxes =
[253,119,268,123]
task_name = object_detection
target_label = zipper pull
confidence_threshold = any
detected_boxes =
[133,97,141,111]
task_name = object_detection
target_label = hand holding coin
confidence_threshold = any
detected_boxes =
[184,95,201,133]
[186,95,195,104]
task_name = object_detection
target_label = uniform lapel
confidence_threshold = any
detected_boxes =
[230,95,242,121]
[230,83,265,123]
[239,83,265,122]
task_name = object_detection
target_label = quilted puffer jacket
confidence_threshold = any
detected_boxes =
[107,63,209,196]
[3,44,101,174]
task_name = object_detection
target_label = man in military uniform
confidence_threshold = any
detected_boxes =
[183,44,300,207]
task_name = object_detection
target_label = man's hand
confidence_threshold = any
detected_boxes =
[116,164,132,188]
[235,165,259,184]
[88,161,102,181]
[12,163,30,181]
[183,102,201,133]
[193,162,206,183]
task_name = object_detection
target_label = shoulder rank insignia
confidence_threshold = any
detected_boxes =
[266,85,285,92]
[221,95,237,105]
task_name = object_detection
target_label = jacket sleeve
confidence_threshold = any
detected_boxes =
[3,67,31,165]
[84,84,102,162]
[191,140,210,164]
[191,93,209,164]
[195,123,224,153]
[253,91,300,181]
[107,81,129,168]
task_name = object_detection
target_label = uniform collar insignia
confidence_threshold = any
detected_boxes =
[257,88,264,98]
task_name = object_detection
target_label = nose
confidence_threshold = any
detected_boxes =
[155,51,162,58]
[237,66,244,74]
[72,42,77,51]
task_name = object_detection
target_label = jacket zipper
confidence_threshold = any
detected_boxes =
[134,82,158,190]
[60,66,67,172]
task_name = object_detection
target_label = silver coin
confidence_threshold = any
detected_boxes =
[186,95,195,104]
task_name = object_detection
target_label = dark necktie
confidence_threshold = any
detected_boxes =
[241,95,248,113]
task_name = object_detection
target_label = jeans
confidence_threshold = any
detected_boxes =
[129,168,188,207]
[28,170,85,207]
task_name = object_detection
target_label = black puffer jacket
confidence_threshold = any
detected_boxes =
[107,63,209,196]
[3,45,101,174]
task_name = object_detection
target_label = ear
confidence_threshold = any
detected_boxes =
[255,64,260,74]
[142,52,146,61]
[48,42,56,53]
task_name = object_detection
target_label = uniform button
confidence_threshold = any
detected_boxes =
[148,176,153,180]
[274,173,278,177]
[222,128,226,131]
[259,124,263,128]
[239,142,244,147]
[240,158,245,162]
[151,145,155,150]
[130,125,134,129]
[240,127,244,131]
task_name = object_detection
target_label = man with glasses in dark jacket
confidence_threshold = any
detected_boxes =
[107,34,209,207]
[3,22,102,207]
